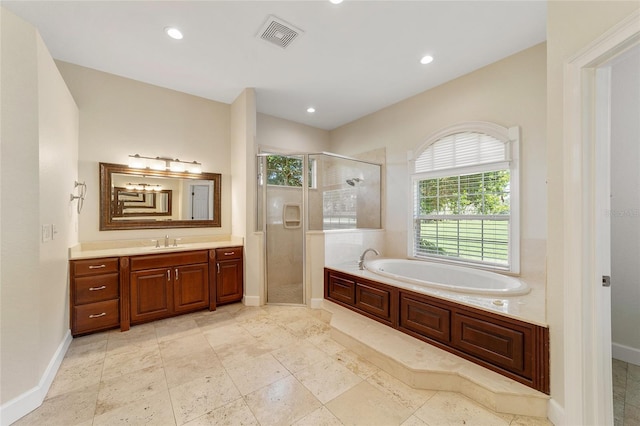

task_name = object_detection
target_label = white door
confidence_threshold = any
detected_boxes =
[191,185,209,220]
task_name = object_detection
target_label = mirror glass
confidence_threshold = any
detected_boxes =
[100,163,221,230]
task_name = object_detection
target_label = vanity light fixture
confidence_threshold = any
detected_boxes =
[128,154,202,174]
[125,183,162,191]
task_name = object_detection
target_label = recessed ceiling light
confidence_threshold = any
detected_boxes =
[329,0,344,4]
[307,107,316,113]
[165,27,183,40]
[420,55,434,65]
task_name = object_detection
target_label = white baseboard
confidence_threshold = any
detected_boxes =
[612,342,640,366]
[0,330,72,426]
[243,295,261,306]
[309,298,323,309]
[547,398,565,426]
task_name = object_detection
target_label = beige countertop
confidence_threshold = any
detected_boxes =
[69,236,244,260]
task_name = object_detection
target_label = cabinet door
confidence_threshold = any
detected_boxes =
[174,263,209,313]
[355,282,392,322]
[399,292,451,344]
[326,273,355,305]
[131,268,172,324]
[217,259,243,304]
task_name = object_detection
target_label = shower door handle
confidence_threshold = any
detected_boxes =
[602,275,611,287]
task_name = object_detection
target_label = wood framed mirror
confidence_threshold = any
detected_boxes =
[100,162,221,230]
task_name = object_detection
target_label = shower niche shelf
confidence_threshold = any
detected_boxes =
[282,203,301,229]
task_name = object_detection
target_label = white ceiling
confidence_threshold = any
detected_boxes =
[3,1,546,130]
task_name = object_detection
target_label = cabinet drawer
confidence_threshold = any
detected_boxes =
[131,250,208,271]
[73,258,119,276]
[73,299,119,334]
[74,273,119,305]
[215,247,242,260]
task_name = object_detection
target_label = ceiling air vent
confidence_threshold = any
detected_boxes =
[257,15,304,49]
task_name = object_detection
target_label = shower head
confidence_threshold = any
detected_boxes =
[346,177,363,186]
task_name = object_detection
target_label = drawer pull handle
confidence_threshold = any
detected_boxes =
[217,263,220,274]
[167,270,171,281]
[89,312,106,319]
[89,285,107,291]
[224,252,235,256]
[175,268,179,281]
[88,264,106,269]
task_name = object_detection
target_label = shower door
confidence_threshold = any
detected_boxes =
[262,154,305,304]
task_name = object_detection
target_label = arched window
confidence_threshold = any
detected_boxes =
[410,122,520,272]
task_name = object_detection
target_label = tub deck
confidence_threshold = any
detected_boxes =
[322,300,549,418]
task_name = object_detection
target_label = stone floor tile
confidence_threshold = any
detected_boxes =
[244,375,322,426]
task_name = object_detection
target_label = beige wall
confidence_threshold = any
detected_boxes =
[546,0,640,410]
[1,6,79,417]
[329,43,547,283]
[257,113,330,153]
[55,62,232,242]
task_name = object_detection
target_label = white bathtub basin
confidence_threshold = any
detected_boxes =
[365,258,530,296]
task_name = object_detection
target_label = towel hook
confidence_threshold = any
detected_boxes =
[70,181,87,214]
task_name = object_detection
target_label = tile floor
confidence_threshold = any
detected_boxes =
[613,358,640,426]
[15,304,553,426]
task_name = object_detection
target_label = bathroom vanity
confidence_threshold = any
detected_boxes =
[69,243,243,336]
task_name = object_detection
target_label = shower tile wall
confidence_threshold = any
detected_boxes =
[309,155,382,231]
[324,230,385,267]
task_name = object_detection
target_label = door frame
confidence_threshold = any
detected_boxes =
[562,10,639,425]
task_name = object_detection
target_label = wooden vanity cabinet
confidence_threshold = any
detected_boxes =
[129,250,209,325]
[70,257,120,336]
[211,247,243,306]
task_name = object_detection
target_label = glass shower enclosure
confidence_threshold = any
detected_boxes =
[257,152,381,305]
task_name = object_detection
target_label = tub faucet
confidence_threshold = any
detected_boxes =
[164,235,169,247]
[358,248,380,270]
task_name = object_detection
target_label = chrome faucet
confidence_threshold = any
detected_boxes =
[164,235,170,248]
[358,248,380,270]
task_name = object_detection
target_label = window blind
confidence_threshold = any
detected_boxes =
[415,132,507,173]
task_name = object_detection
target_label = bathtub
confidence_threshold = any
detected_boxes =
[364,258,530,296]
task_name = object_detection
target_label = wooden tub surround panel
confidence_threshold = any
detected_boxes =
[324,267,549,394]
